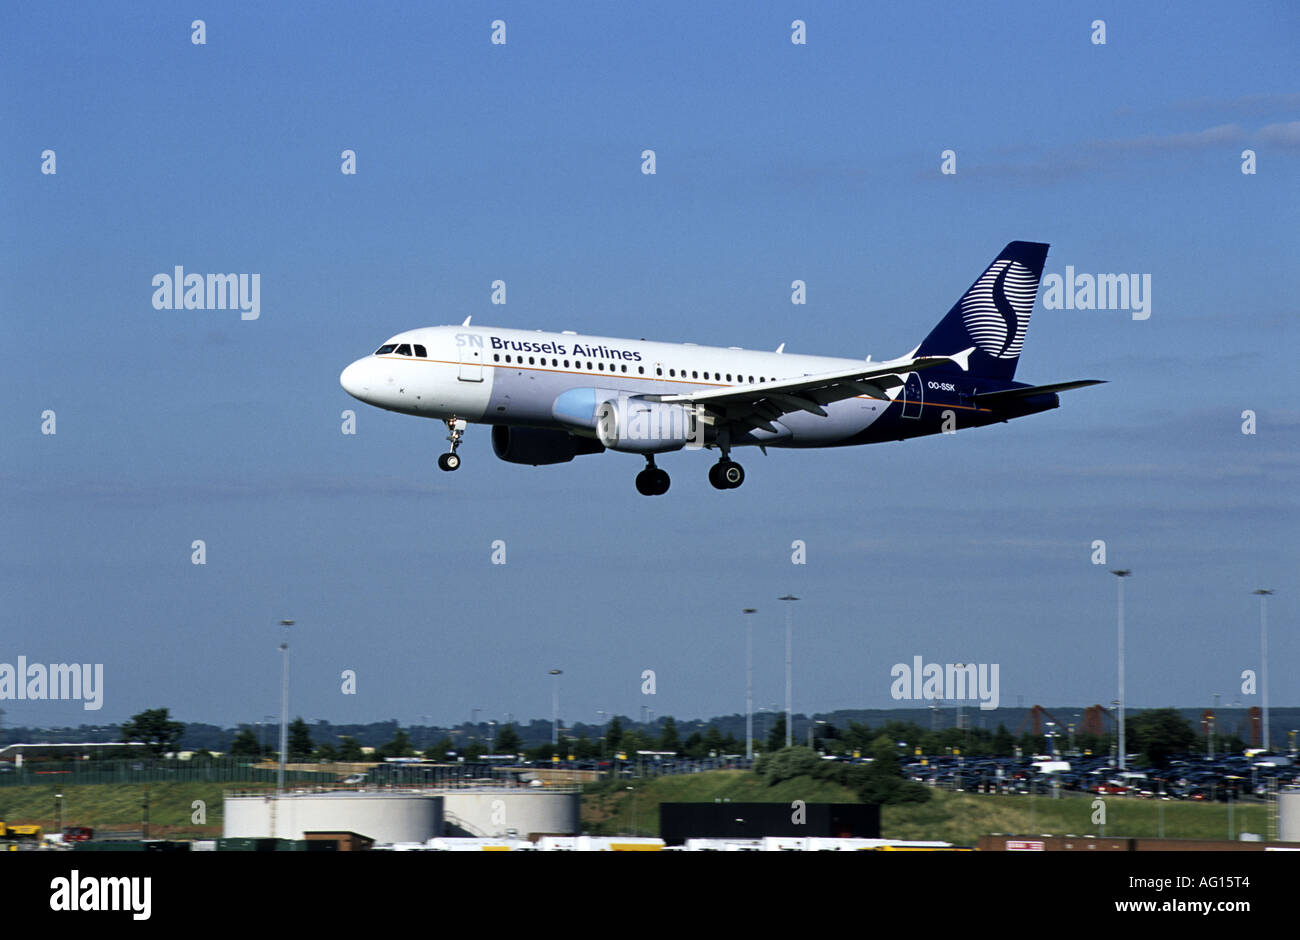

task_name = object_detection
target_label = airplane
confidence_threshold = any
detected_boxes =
[339,241,1103,495]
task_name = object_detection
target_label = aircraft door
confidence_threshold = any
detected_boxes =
[900,372,923,418]
[457,333,484,382]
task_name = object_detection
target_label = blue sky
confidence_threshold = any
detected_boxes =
[2,3,1296,732]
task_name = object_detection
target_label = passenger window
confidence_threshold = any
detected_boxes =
[529,356,535,365]
[621,364,627,372]
[726,373,732,381]
[563,360,570,368]
[493,354,500,362]
[669,369,676,377]
[414,345,427,357]
[692,371,698,379]
[638,366,644,374]
[656,367,662,376]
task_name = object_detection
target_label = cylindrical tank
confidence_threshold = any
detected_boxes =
[223,792,443,844]
[440,790,579,838]
[1279,789,1300,842]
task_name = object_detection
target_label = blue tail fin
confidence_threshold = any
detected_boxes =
[914,241,1049,381]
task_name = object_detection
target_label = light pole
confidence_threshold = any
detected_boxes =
[743,608,757,760]
[277,619,295,794]
[1110,700,1120,767]
[549,669,562,747]
[1209,694,1219,759]
[1254,590,1273,751]
[955,664,967,735]
[1109,570,1130,771]
[757,705,772,747]
[779,594,799,748]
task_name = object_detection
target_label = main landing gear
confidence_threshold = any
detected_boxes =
[438,417,466,471]
[708,457,745,490]
[635,456,671,496]
[633,455,747,495]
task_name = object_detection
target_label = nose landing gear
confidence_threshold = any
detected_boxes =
[635,456,670,496]
[438,417,466,471]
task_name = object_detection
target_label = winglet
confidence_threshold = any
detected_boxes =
[948,346,975,372]
[775,343,785,354]
[462,315,472,327]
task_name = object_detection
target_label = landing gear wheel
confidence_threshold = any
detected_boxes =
[635,464,671,496]
[711,459,744,489]
[440,417,466,472]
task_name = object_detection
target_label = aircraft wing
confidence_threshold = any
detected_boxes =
[643,348,974,431]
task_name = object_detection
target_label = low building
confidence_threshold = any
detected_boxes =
[659,802,880,845]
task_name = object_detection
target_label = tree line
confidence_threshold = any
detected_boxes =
[82,706,1245,768]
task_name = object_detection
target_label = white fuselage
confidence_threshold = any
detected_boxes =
[340,324,900,447]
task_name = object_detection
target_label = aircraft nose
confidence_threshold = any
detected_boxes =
[340,358,370,400]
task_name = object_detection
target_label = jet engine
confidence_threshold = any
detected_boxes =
[490,425,605,465]
[552,387,704,454]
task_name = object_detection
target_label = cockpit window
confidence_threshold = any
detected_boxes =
[395,344,412,356]
[375,344,398,355]
[414,344,427,357]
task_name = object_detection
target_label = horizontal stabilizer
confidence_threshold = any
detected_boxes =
[974,380,1105,405]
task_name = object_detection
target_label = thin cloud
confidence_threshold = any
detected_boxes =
[0,473,445,505]
[927,119,1299,183]
[1257,120,1300,147]
[1130,91,1300,118]
[1086,123,1243,154]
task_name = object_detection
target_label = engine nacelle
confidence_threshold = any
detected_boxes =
[553,388,704,454]
[491,425,605,466]
[595,398,701,453]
